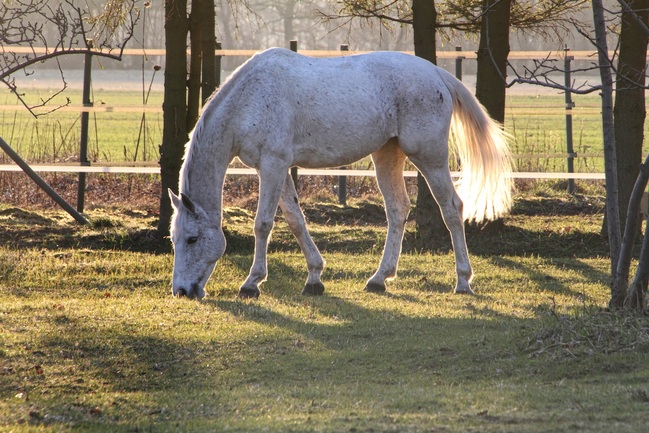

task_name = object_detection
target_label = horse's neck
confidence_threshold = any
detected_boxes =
[184,145,230,225]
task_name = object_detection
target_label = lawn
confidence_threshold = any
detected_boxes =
[3,86,647,173]
[1,183,649,432]
[1,75,649,432]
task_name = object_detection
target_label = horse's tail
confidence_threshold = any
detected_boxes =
[436,68,513,223]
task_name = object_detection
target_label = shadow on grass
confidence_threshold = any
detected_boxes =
[6,295,644,431]
[0,198,612,260]
[0,207,168,253]
[221,245,608,306]
[487,255,607,304]
[3,296,538,430]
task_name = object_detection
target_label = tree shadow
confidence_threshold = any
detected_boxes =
[0,207,168,253]
[486,255,608,303]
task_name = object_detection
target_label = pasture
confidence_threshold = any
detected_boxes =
[1,82,649,431]
[3,86,649,172]
[1,184,649,432]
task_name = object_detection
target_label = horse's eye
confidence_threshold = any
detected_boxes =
[187,236,198,245]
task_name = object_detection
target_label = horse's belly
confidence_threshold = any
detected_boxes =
[293,146,376,168]
[292,137,390,168]
[291,113,396,168]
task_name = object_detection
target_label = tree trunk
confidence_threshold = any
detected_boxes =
[592,0,623,307]
[412,0,437,63]
[613,0,649,239]
[413,0,450,251]
[201,0,216,104]
[158,0,189,237]
[620,154,649,308]
[187,0,203,131]
[475,0,511,124]
[472,0,511,233]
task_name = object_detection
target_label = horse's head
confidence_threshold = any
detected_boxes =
[168,190,226,299]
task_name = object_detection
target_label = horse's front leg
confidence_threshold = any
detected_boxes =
[278,173,325,296]
[238,164,287,299]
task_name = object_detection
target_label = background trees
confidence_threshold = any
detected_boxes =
[0,0,140,115]
[324,0,588,248]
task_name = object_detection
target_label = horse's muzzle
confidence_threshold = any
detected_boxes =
[174,283,203,300]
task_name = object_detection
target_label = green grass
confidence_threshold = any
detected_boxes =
[4,88,649,171]
[505,93,626,173]
[0,89,163,163]
[2,188,649,432]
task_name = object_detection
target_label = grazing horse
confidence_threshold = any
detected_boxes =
[169,48,512,299]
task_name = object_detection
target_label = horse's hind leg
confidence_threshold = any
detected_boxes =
[365,140,410,293]
[410,157,474,294]
[278,173,326,295]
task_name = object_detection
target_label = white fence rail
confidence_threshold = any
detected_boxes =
[0,164,606,179]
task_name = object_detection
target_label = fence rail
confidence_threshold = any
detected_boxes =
[2,46,612,61]
[0,164,606,180]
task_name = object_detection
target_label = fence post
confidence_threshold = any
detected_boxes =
[215,40,222,88]
[564,46,576,194]
[289,40,299,189]
[455,46,464,81]
[337,44,349,206]
[0,137,89,225]
[77,39,93,213]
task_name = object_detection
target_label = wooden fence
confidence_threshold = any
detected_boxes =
[0,45,608,221]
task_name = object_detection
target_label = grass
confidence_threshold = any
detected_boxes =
[0,90,163,163]
[2,184,649,432]
[3,88,649,172]
[1,82,649,431]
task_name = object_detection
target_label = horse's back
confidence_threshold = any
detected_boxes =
[221,48,454,168]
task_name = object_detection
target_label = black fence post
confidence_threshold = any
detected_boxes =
[77,40,93,213]
[564,46,576,194]
[289,40,299,189]
[455,46,464,81]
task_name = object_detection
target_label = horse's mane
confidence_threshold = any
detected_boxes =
[180,51,267,195]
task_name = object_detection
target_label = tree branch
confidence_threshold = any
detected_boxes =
[0,0,140,114]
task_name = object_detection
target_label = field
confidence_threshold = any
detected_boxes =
[1,84,649,432]
[4,86,649,172]
[1,180,649,432]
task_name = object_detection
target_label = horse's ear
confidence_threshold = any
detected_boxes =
[168,189,181,210]
[180,193,197,215]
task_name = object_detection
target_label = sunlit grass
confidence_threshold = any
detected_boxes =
[1,192,648,432]
[4,89,649,172]
[0,90,163,163]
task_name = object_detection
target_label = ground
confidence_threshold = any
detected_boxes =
[1,177,648,432]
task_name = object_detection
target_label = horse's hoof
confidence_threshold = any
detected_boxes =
[238,286,260,299]
[364,282,386,293]
[302,282,325,296]
[454,285,475,295]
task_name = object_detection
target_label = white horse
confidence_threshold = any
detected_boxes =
[169,48,512,299]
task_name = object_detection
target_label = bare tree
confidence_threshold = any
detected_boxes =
[158,0,218,237]
[505,1,649,309]
[0,0,140,116]
[321,1,587,36]
[592,0,622,306]
[320,1,588,249]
